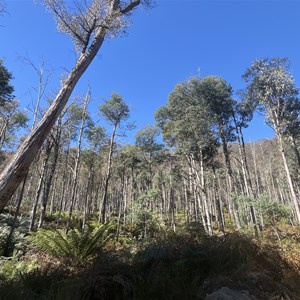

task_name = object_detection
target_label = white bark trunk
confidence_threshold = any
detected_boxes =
[0,0,142,211]
[0,32,105,211]
[277,131,300,224]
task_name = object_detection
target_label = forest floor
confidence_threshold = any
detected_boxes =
[1,213,300,300]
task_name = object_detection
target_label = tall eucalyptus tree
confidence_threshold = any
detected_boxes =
[135,125,163,190]
[66,89,91,231]
[99,93,130,223]
[0,0,152,212]
[155,79,219,234]
[243,58,300,224]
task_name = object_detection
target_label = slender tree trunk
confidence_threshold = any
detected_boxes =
[0,28,107,211]
[100,123,117,223]
[189,155,207,229]
[49,177,57,215]
[0,120,8,152]
[29,140,52,230]
[169,166,176,232]
[183,178,189,223]
[277,130,300,224]
[161,181,167,219]
[232,113,254,197]
[58,141,70,219]
[250,142,261,196]
[219,122,241,229]
[66,91,90,232]
[233,119,259,236]
[212,164,225,234]
[82,168,92,229]
[130,168,135,226]
[123,175,128,230]
[289,134,300,176]
[0,0,143,213]
[38,136,59,228]
[29,169,44,230]
[116,172,125,241]
[198,150,212,235]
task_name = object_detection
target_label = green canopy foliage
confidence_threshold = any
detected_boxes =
[100,93,130,126]
[243,57,300,134]
[155,77,227,162]
[0,60,14,106]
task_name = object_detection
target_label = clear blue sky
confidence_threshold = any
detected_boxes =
[1,0,300,144]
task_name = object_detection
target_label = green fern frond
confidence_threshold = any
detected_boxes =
[67,229,81,257]
[28,229,64,257]
[77,227,93,259]
[83,226,111,260]
[54,229,72,256]
[27,225,113,264]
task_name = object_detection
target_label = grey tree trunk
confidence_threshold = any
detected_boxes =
[169,166,176,232]
[277,130,300,224]
[232,114,253,197]
[38,128,60,228]
[250,142,261,196]
[0,0,143,212]
[122,175,128,230]
[116,172,125,241]
[82,169,92,229]
[232,115,259,236]
[66,91,90,232]
[212,164,225,234]
[289,134,300,171]
[100,123,117,223]
[0,31,106,212]
[29,141,52,230]
[219,122,241,229]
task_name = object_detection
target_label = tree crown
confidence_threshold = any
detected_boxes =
[0,60,14,106]
[100,93,130,126]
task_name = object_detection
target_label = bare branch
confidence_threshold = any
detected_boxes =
[0,1,5,15]
[42,0,149,52]
[120,0,140,14]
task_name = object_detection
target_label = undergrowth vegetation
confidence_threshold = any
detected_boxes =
[0,213,300,300]
[27,225,113,265]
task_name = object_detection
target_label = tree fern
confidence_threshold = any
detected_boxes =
[27,225,113,264]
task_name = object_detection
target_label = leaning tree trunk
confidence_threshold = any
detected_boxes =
[0,32,106,212]
[0,0,143,212]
